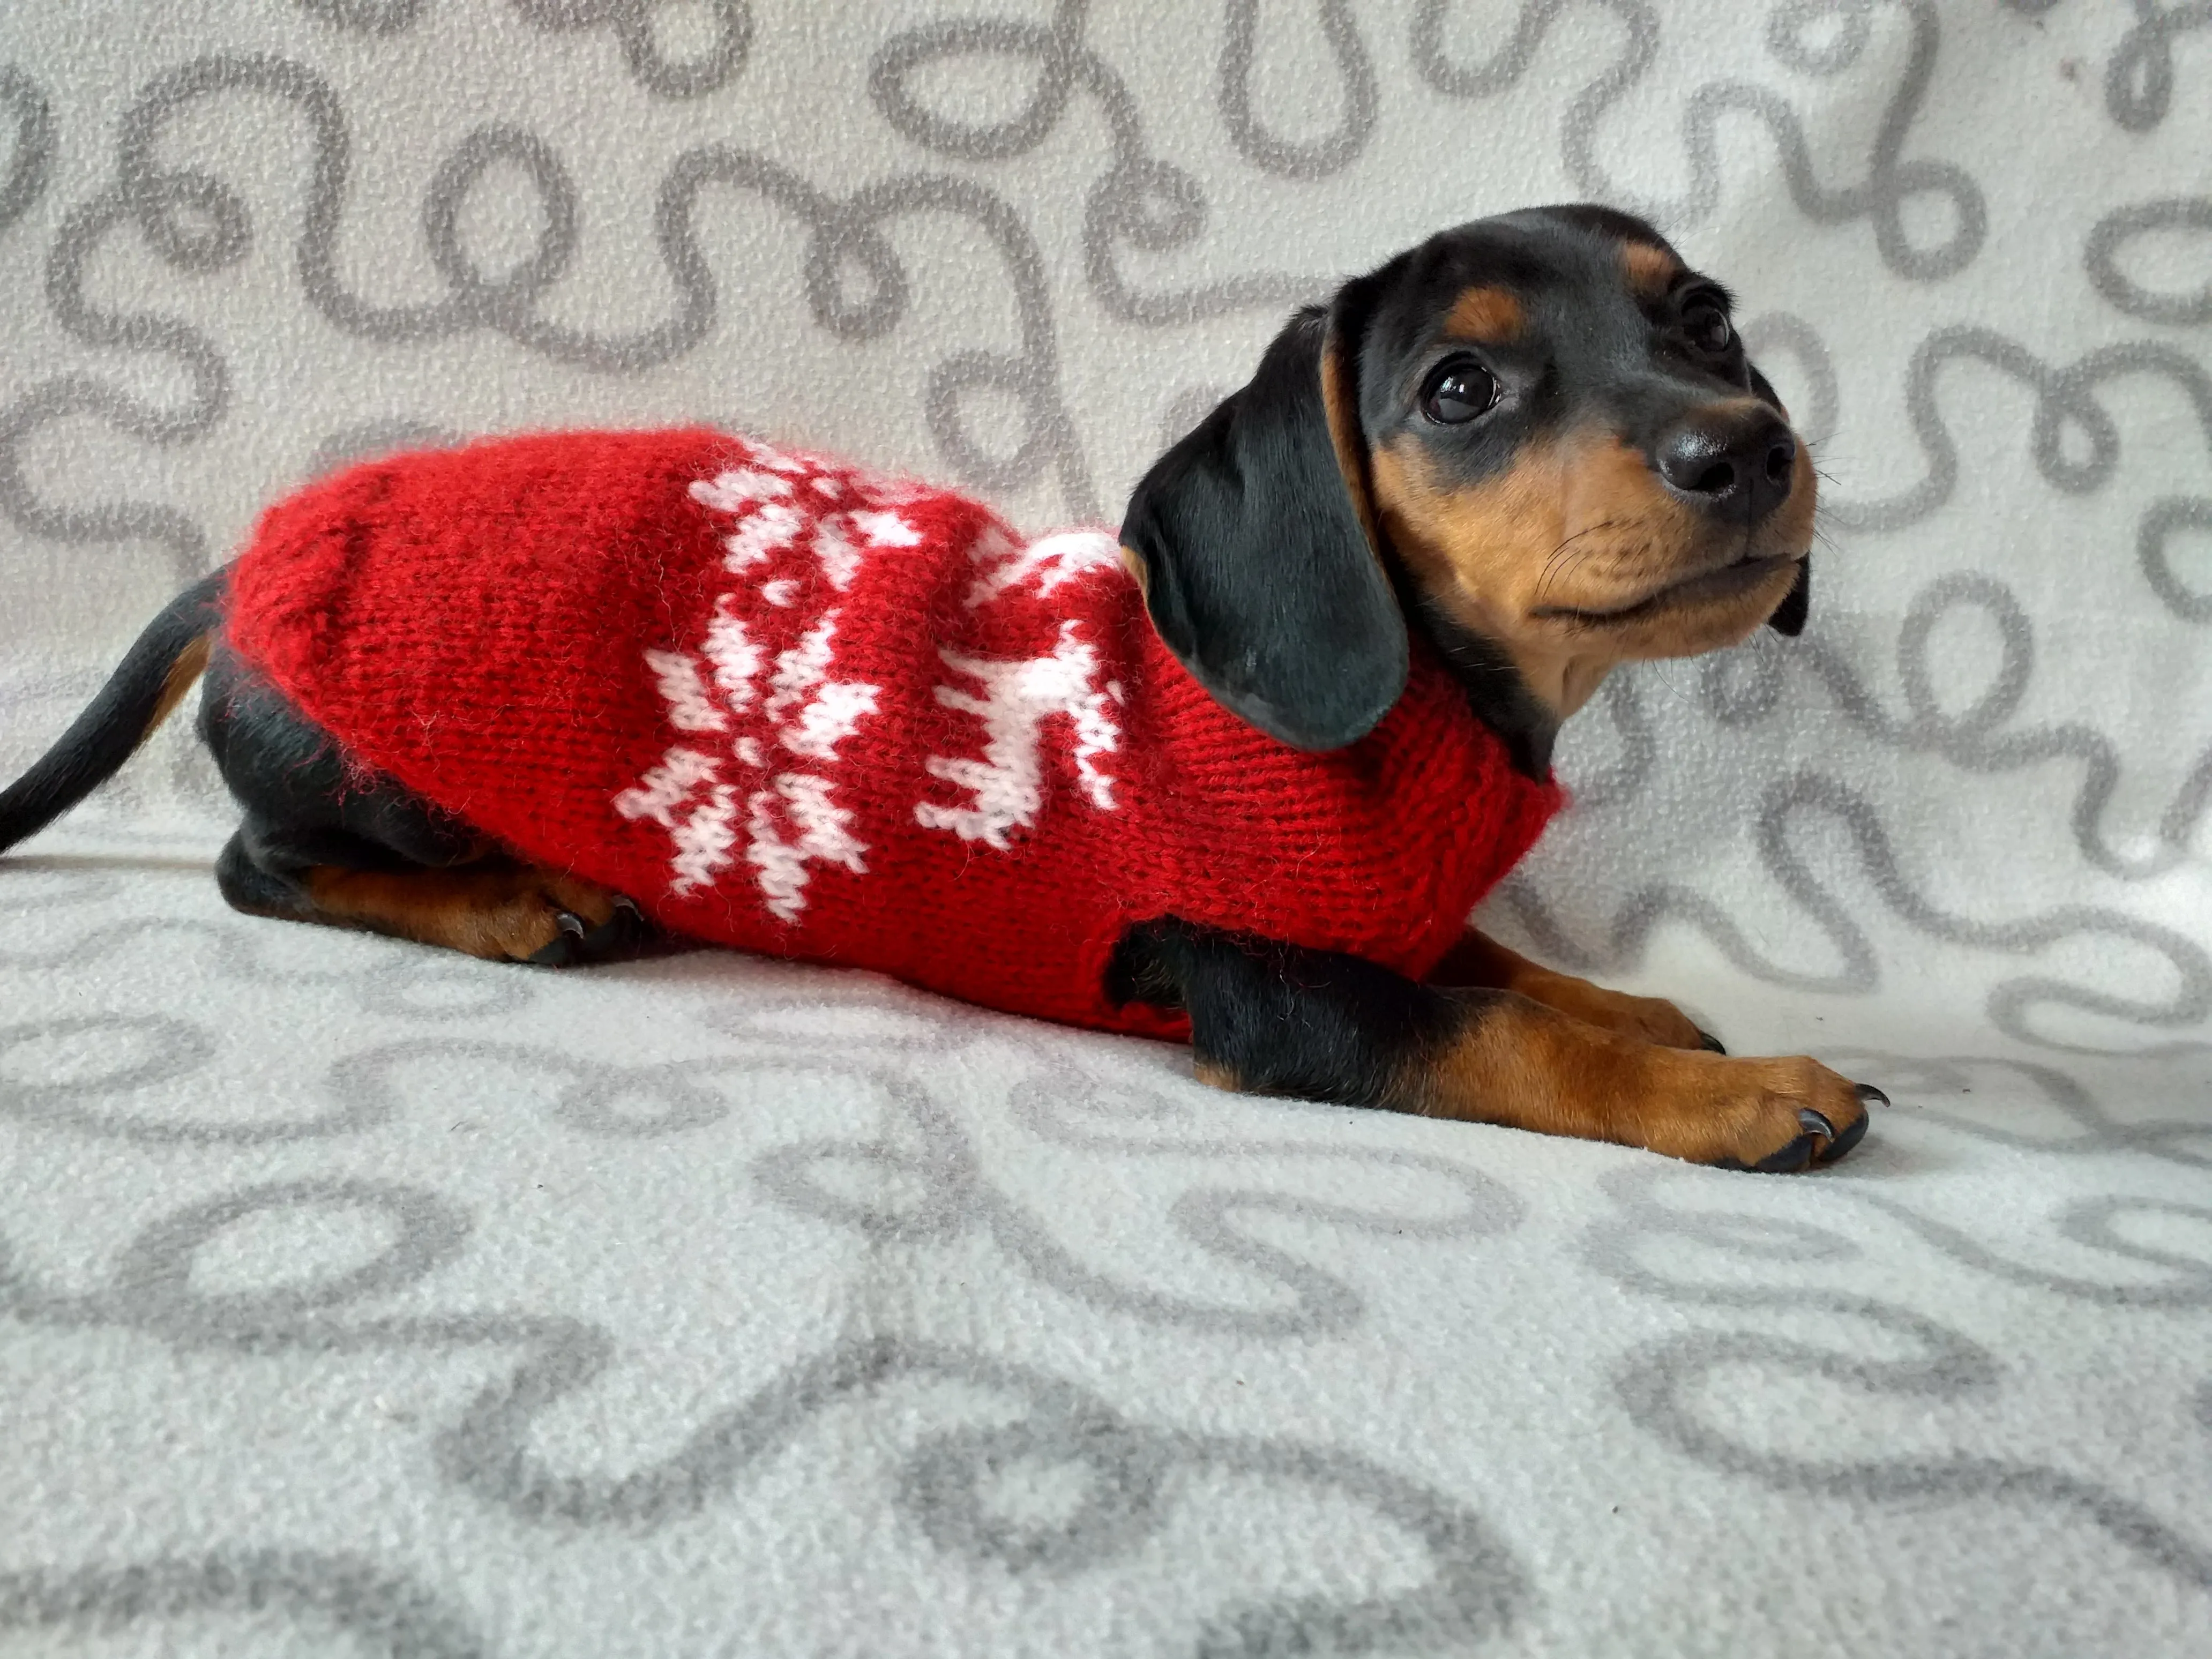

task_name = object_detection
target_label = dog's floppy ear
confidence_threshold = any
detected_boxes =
[1768,561,1810,636]
[1119,280,1406,751]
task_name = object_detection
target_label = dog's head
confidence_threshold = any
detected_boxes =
[1120,205,1815,764]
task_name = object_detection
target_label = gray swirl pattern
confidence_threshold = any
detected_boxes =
[3,2,2211,1654]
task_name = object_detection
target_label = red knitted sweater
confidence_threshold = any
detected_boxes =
[224,429,1560,1038]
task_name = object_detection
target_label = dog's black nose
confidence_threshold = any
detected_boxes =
[1653,408,1797,523]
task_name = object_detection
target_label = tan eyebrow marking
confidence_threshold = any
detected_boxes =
[1620,241,1681,297]
[1445,285,1526,342]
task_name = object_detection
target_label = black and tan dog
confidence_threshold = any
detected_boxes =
[0,205,1879,1171]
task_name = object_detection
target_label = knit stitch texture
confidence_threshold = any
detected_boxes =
[222,429,1560,1036]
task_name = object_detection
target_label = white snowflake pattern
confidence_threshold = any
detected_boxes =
[811,517,864,591]
[643,649,724,733]
[701,600,761,711]
[722,503,803,571]
[689,468,792,514]
[617,466,887,918]
[614,745,720,829]
[746,772,869,924]
[851,508,922,548]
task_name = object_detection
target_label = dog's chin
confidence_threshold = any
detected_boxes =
[1538,552,1807,659]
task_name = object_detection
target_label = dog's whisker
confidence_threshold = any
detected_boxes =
[1534,517,1641,604]
[1645,661,1699,711]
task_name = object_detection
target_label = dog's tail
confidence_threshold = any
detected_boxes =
[0,567,229,855]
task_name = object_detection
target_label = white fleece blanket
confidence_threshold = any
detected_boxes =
[4,3,2211,1655]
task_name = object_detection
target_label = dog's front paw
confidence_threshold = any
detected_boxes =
[524,887,649,966]
[1634,1051,1881,1172]
[1529,974,1713,1051]
[1600,989,1713,1051]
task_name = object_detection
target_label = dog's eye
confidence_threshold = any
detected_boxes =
[1683,302,1734,355]
[1420,360,1498,424]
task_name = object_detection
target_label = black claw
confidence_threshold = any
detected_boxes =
[1855,1082,1890,1108]
[533,900,654,968]
[1797,1107,1835,1141]
[577,906,641,958]
[1741,1132,1818,1174]
[1817,1111,1870,1164]
[1698,1029,1727,1054]
[529,899,654,968]
[1755,1132,1819,1174]
[527,933,578,967]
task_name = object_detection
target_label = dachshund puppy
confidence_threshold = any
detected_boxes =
[0,205,1879,1172]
